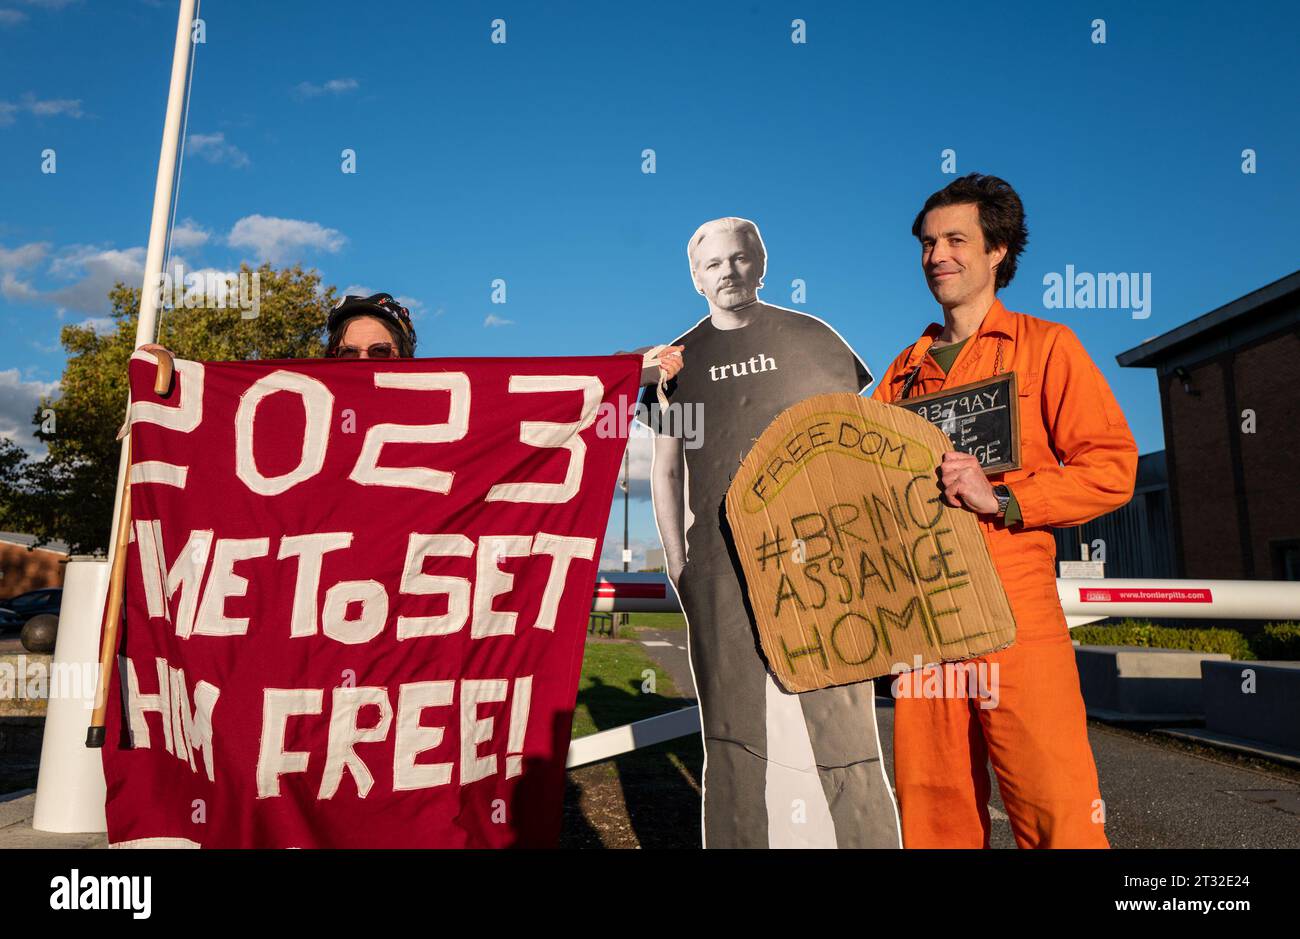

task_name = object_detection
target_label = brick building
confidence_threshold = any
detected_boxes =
[0,532,68,599]
[1117,270,1300,580]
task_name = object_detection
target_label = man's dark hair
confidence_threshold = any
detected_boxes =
[911,173,1028,289]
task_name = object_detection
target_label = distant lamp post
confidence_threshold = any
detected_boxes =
[620,449,630,630]
[622,449,630,572]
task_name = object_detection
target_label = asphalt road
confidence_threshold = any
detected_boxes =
[634,629,1300,849]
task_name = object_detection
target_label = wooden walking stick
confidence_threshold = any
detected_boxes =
[86,346,175,748]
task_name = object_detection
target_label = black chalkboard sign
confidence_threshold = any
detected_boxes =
[901,373,1020,473]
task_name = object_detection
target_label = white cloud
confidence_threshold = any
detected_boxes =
[396,295,425,316]
[0,235,245,321]
[45,245,146,314]
[602,424,653,501]
[0,241,49,270]
[625,421,653,481]
[0,93,83,125]
[483,314,514,327]
[0,368,59,454]
[169,218,210,249]
[0,242,47,300]
[72,315,115,335]
[188,132,250,168]
[599,535,660,571]
[1,271,39,301]
[294,78,359,99]
[165,266,243,307]
[24,94,82,117]
[0,10,27,26]
[227,214,345,264]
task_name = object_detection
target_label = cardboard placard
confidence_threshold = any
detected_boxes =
[725,393,1017,692]
[902,373,1020,473]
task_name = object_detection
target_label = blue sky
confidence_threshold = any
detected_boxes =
[2,0,1297,566]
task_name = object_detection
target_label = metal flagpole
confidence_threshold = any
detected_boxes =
[620,449,629,631]
[103,0,199,570]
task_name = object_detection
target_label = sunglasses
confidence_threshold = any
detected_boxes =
[335,342,397,359]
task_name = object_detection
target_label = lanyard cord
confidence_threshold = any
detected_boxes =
[899,364,923,401]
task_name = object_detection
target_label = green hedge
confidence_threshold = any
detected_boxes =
[1071,620,1255,659]
[1071,620,1300,660]
[1253,622,1300,661]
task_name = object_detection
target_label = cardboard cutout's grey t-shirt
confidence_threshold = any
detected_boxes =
[641,306,871,559]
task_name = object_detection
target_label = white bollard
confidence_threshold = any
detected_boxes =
[33,556,109,833]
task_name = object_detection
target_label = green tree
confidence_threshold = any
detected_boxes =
[0,263,335,553]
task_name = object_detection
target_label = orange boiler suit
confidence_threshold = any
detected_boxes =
[871,298,1138,848]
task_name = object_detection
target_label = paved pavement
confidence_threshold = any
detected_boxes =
[0,790,106,848]
[635,628,695,697]
[872,701,1300,848]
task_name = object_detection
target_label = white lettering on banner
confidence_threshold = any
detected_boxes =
[504,674,532,777]
[472,535,533,637]
[528,533,596,631]
[166,527,214,639]
[138,527,597,642]
[129,366,609,499]
[486,375,603,503]
[396,534,474,639]
[257,688,324,798]
[278,532,354,638]
[168,665,194,766]
[125,657,172,753]
[124,656,220,781]
[349,371,471,492]
[393,681,455,790]
[321,579,389,644]
[129,461,189,488]
[319,686,394,799]
[235,370,334,496]
[193,538,270,636]
[127,357,205,489]
[134,520,168,618]
[255,677,534,798]
[460,679,508,784]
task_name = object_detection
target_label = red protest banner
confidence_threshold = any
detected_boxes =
[101,350,641,847]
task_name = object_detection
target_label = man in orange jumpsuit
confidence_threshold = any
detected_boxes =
[871,174,1138,848]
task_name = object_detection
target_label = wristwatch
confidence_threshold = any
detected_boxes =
[992,484,1011,519]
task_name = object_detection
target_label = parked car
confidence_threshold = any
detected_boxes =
[0,588,63,632]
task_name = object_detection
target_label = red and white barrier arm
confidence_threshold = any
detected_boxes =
[1058,578,1300,624]
[593,573,1300,623]
[591,573,679,613]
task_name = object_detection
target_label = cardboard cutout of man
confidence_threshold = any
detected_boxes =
[872,174,1138,847]
[642,217,901,848]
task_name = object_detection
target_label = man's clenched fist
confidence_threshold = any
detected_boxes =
[937,450,999,515]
